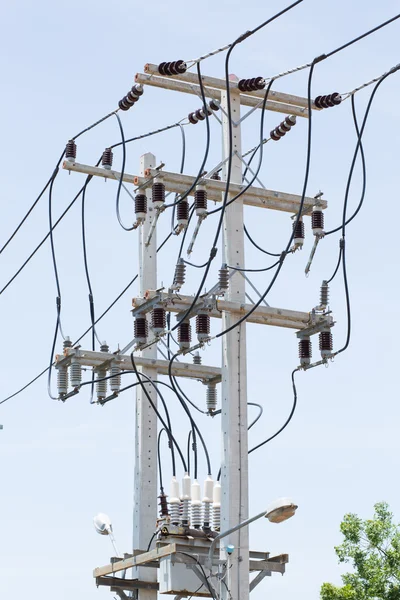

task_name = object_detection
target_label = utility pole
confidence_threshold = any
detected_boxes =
[220,82,249,600]
[132,152,158,600]
[58,61,334,600]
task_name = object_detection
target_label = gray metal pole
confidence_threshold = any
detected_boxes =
[220,81,249,600]
[132,152,158,600]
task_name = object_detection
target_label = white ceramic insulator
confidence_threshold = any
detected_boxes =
[181,498,190,524]
[213,481,221,505]
[203,501,212,527]
[70,360,82,388]
[170,476,180,501]
[294,237,304,247]
[203,476,214,503]
[191,502,202,528]
[191,480,201,503]
[169,500,180,524]
[213,505,221,531]
[182,473,191,499]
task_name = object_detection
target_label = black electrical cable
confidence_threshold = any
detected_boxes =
[176,552,217,600]
[248,369,298,455]
[326,243,343,284]
[215,402,264,480]
[227,260,280,273]
[0,225,176,405]
[187,430,192,477]
[0,154,63,256]
[183,258,209,269]
[0,173,97,297]
[113,112,135,232]
[172,376,207,415]
[324,13,400,60]
[325,72,398,236]
[168,352,211,476]
[215,61,316,340]
[171,123,187,235]
[146,532,157,553]
[165,62,211,213]
[130,352,187,472]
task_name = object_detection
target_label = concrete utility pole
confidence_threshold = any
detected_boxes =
[58,62,334,600]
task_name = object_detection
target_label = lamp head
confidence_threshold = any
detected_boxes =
[265,498,298,523]
[93,513,113,535]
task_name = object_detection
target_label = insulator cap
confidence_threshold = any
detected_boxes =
[312,210,324,233]
[177,199,189,224]
[178,321,191,347]
[134,317,148,342]
[100,342,109,353]
[320,280,329,308]
[314,92,342,109]
[299,337,312,364]
[159,492,169,517]
[218,264,229,292]
[293,219,305,242]
[209,99,220,111]
[319,330,333,356]
[118,84,144,111]
[158,60,187,76]
[188,112,199,125]
[152,307,166,333]
[152,181,165,206]
[102,147,113,169]
[270,115,297,141]
[173,259,186,290]
[196,313,210,340]
[135,193,147,217]
[65,140,77,161]
[194,187,207,215]
[193,351,202,365]
[238,77,265,92]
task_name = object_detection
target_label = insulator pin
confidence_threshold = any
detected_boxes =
[314,92,342,109]
[238,77,265,92]
[152,307,166,334]
[319,330,333,358]
[312,209,324,235]
[299,337,312,366]
[218,264,229,293]
[206,383,217,413]
[320,280,329,309]
[196,313,210,341]
[101,148,113,170]
[194,186,207,216]
[135,193,147,220]
[134,317,148,344]
[158,60,187,76]
[152,181,165,207]
[293,218,305,247]
[270,115,297,141]
[118,84,144,111]
[65,140,77,161]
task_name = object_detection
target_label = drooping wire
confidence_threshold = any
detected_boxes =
[215,61,316,340]
[113,112,135,231]
[130,352,186,473]
[326,243,343,284]
[248,369,298,455]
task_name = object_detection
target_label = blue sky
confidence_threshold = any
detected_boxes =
[1,1,400,599]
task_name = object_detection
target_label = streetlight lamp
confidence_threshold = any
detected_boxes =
[207,497,297,567]
[93,512,121,557]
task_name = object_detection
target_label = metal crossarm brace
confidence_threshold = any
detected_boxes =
[55,348,222,383]
[62,161,327,215]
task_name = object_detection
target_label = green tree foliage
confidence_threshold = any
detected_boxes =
[320,502,400,600]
